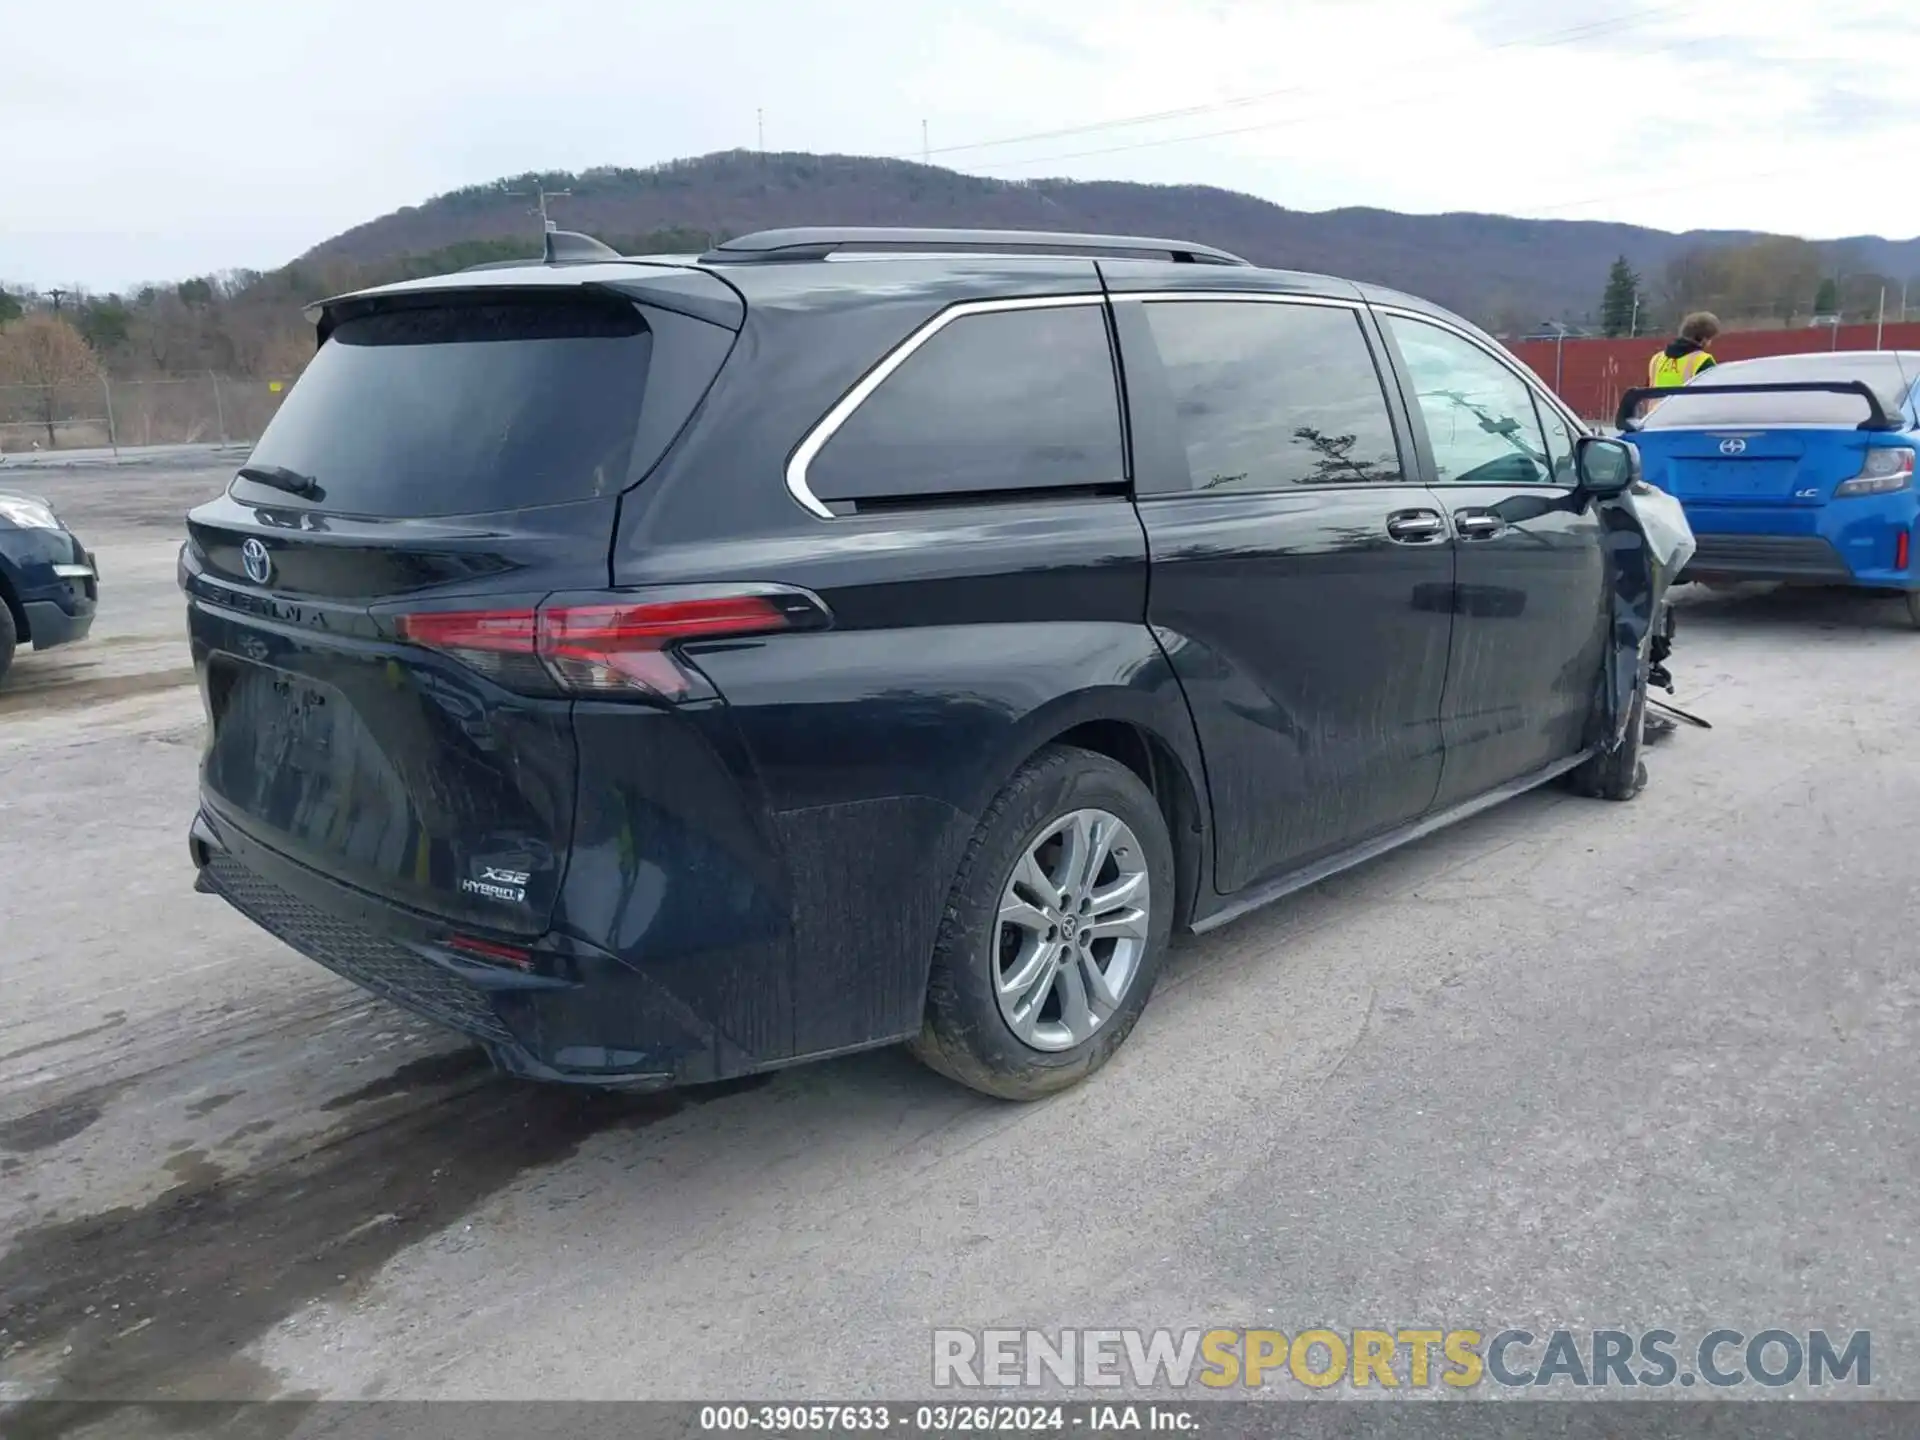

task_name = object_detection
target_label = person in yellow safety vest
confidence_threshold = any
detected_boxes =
[1649,311,1721,387]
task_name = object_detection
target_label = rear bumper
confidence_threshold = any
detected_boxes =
[189,807,776,1089]
[1680,534,1854,584]
[1678,493,1919,590]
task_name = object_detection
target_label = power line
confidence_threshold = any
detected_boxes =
[919,0,1687,166]
[969,19,1693,173]
[876,18,1833,244]
[956,101,1828,235]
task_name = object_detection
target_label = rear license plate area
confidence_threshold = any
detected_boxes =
[207,661,348,798]
[1675,458,1796,499]
[277,675,334,768]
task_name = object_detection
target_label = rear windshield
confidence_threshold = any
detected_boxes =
[1638,354,1917,430]
[239,296,652,517]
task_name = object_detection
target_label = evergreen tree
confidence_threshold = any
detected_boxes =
[1600,256,1642,337]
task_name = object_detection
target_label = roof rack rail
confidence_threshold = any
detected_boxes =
[699,227,1252,267]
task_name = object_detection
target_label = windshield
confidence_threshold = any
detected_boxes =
[238,295,653,517]
[1638,353,1917,429]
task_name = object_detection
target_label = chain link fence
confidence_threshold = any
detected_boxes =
[0,374,293,454]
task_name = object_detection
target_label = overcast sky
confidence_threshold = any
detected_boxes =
[5,0,1913,293]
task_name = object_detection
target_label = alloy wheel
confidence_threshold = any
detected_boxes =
[992,808,1151,1052]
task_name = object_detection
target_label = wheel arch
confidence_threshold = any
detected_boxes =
[0,564,26,644]
[967,686,1213,932]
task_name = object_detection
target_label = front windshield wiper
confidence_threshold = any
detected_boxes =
[235,463,322,499]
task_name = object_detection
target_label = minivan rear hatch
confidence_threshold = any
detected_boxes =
[184,279,738,935]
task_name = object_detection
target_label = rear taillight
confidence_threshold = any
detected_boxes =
[395,588,829,699]
[1834,447,1915,497]
[398,609,547,691]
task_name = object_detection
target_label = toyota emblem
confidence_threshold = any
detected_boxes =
[1718,437,1748,455]
[241,538,273,585]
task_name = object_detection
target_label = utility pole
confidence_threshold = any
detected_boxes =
[1876,285,1887,350]
[922,119,930,165]
[44,287,68,314]
[1542,319,1571,392]
[1629,293,1640,340]
[757,108,765,152]
[534,187,569,233]
[507,184,571,234]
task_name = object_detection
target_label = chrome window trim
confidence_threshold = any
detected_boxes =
[785,293,1108,519]
[1110,290,1362,311]
[783,290,1563,517]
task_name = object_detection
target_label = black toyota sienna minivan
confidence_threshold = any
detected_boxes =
[184,226,1651,1100]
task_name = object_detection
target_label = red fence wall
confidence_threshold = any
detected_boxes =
[1506,323,1920,424]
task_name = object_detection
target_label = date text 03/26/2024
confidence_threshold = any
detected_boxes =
[697,1404,1194,1432]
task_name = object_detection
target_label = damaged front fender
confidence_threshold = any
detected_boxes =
[1593,481,1695,753]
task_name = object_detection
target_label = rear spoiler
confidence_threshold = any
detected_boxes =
[1617,379,1903,434]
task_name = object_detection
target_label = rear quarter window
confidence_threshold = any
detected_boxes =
[806,302,1125,506]
[239,296,656,518]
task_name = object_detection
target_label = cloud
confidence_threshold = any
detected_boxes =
[4,0,1918,291]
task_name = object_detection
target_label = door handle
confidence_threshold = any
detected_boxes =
[1454,509,1506,540]
[1385,509,1446,544]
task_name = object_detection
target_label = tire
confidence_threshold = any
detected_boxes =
[0,602,16,688]
[1568,673,1648,802]
[909,745,1176,1101]
[1904,589,1920,631]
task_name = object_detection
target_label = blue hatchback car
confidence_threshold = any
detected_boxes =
[1619,351,1920,626]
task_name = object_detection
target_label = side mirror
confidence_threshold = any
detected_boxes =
[1575,435,1640,497]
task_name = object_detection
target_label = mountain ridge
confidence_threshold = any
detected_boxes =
[302,150,1920,328]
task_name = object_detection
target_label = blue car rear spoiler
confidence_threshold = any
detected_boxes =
[1616,379,1902,434]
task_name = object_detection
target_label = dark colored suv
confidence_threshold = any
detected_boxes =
[184,227,1653,1099]
[0,488,99,686]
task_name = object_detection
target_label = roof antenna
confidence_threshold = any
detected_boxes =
[501,180,617,264]
[543,228,621,264]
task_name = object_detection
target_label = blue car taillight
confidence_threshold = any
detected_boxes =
[1834,447,1915,497]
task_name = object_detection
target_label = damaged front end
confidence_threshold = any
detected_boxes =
[1593,474,1696,752]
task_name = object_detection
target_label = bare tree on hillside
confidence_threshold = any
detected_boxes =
[0,313,102,448]
[1658,237,1827,329]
